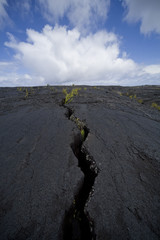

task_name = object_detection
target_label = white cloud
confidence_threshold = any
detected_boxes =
[4,25,136,85]
[0,0,9,28]
[121,0,160,34]
[3,24,160,86]
[38,0,110,32]
[0,2,159,87]
[0,73,45,87]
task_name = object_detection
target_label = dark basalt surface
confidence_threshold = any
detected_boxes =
[0,85,160,240]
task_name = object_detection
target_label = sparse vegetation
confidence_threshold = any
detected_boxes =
[129,95,133,99]
[63,88,81,104]
[17,87,22,92]
[70,114,86,142]
[62,88,67,96]
[80,129,85,141]
[117,91,123,96]
[129,94,136,99]
[17,87,30,99]
[70,115,86,142]
[119,91,144,105]
[151,102,160,111]
[25,88,29,98]
[137,99,143,104]
[49,86,54,91]
[30,87,35,94]
[119,91,159,111]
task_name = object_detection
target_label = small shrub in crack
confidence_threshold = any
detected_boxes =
[70,115,85,131]
[61,103,98,239]
[80,129,85,141]
[62,88,81,104]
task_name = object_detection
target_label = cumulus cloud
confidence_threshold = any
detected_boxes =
[0,0,9,28]
[121,0,160,34]
[4,25,160,86]
[38,0,110,32]
[5,25,136,85]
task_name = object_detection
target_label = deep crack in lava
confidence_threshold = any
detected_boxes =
[62,104,99,240]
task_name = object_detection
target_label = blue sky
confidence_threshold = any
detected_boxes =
[0,0,160,86]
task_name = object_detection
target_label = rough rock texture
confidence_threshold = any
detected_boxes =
[0,87,83,240]
[0,86,160,240]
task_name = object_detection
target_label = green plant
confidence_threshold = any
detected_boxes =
[63,88,81,104]
[17,87,22,92]
[25,88,29,98]
[75,117,84,129]
[30,87,35,93]
[81,129,85,141]
[137,99,143,104]
[70,115,85,132]
[117,91,123,96]
[62,88,67,96]
[50,86,54,91]
[151,102,160,111]
[129,95,133,99]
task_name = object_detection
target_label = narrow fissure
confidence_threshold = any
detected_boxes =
[61,102,99,240]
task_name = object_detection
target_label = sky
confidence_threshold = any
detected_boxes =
[0,0,160,86]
